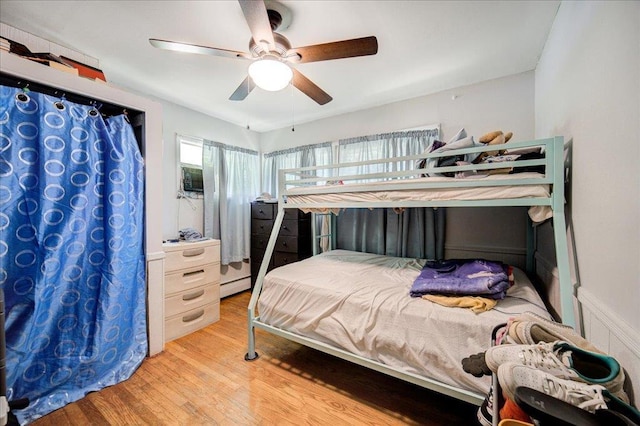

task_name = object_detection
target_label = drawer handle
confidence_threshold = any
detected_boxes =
[183,289,205,301]
[282,241,287,247]
[183,269,205,277]
[182,310,204,323]
[183,248,205,257]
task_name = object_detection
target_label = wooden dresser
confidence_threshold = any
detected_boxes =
[163,239,220,342]
[251,202,312,285]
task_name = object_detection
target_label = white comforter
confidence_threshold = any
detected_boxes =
[258,250,550,396]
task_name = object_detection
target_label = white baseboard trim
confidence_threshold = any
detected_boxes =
[577,287,640,356]
[220,277,251,299]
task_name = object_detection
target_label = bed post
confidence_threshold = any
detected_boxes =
[525,216,535,276]
[246,204,285,360]
[246,169,288,361]
[550,136,576,329]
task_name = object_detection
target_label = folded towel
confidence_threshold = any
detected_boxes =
[422,294,497,313]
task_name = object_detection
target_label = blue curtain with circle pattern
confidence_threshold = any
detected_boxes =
[0,85,147,423]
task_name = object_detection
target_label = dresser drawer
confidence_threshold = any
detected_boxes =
[165,302,219,342]
[165,263,220,295]
[274,235,306,253]
[252,234,270,251]
[252,218,275,235]
[284,208,308,220]
[251,202,275,220]
[165,283,220,318]
[165,243,220,272]
[274,251,303,267]
[279,219,299,236]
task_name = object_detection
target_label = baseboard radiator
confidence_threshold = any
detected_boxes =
[220,260,251,299]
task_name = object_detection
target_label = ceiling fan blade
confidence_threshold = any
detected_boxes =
[292,69,332,105]
[149,38,251,60]
[288,36,378,63]
[229,76,256,101]
[238,0,275,51]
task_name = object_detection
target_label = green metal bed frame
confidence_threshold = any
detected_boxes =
[246,136,574,406]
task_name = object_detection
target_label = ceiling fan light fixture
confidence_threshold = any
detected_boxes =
[248,56,293,91]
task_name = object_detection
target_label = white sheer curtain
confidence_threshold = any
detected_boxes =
[262,142,333,196]
[203,140,260,265]
[335,129,446,259]
[337,130,435,179]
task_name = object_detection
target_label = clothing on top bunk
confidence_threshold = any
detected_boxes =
[410,259,513,300]
[454,161,489,179]
[416,128,483,177]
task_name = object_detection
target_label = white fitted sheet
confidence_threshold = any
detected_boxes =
[285,172,552,222]
[258,250,551,396]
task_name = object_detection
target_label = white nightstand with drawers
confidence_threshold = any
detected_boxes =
[162,239,221,342]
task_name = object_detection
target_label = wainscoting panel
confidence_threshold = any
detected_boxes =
[578,287,640,408]
[535,254,639,406]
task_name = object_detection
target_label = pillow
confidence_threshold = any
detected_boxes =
[447,128,467,144]
[416,128,468,177]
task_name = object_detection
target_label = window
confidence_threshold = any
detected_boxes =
[178,134,203,167]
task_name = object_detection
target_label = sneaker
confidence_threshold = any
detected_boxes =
[514,386,603,426]
[508,312,603,354]
[498,363,640,422]
[498,362,608,412]
[484,340,627,402]
[477,386,494,426]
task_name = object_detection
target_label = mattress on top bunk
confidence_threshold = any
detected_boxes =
[285,172,552,222]
[258,249,551,396]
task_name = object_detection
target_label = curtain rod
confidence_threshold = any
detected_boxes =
[0,72,140,118]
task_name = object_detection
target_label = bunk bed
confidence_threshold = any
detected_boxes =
[246,136,573,405]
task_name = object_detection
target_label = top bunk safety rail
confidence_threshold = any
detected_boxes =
[278,137,563,198]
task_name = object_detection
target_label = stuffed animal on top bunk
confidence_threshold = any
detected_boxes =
[474,130,547,175]
[475,130,514,162]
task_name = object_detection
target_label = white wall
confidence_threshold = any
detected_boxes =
[261,71,537,266]
[156,99,260,240]
[260,71,535,153]
[535,1,640,406]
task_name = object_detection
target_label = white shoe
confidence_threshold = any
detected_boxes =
[508,311,602,353]
[497,362,609,413]
[486,340,628,403]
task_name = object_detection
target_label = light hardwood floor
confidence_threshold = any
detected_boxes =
[31,291,479,425]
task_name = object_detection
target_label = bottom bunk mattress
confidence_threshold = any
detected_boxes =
[258,249,551,396]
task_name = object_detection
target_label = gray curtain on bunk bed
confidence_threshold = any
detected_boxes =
[335,129,446,260]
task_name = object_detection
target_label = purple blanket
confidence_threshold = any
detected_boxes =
[410,259,511,299]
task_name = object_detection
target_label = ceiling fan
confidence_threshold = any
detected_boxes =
[149,0,378,105]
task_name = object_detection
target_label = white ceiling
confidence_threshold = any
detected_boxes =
[0,1,559,132]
